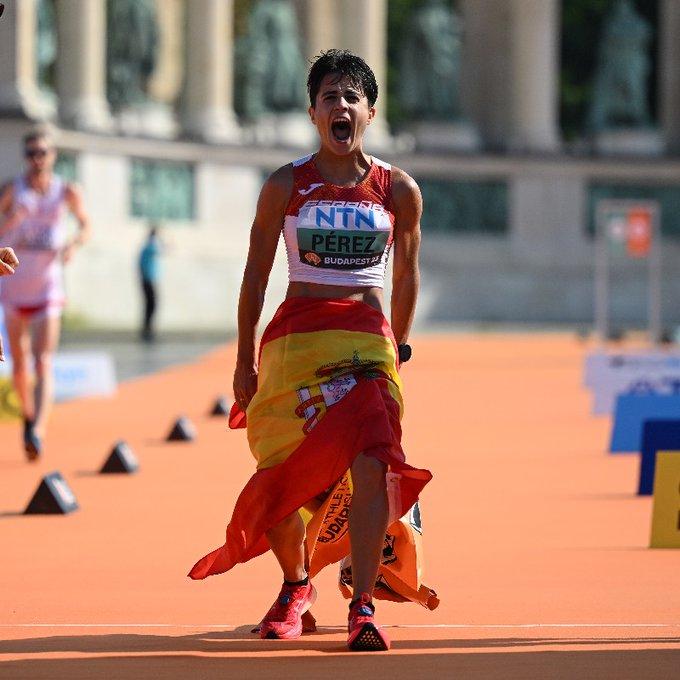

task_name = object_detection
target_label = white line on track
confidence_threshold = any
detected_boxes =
[1,623,679,630]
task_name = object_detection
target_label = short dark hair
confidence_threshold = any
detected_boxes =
[23,128,53,148]
[307,50,378,108]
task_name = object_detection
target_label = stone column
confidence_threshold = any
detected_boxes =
[303,0,338,64]
[660,0,680,154]
[55,0,112,131]
[0,0,52,118]
[183,0,240,143]
[508,0,561,153]
[460,0,513,151]
[337,0,390,147]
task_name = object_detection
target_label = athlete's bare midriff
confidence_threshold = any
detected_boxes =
[286,281,384,314]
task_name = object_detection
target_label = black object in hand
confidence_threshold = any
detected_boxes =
[398,343,412,363]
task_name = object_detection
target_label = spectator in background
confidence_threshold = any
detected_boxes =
[139,224,162,342]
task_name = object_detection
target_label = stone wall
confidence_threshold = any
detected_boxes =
[3,127,672,332]
[1,0,680,333]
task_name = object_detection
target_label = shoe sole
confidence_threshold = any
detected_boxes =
[24,424,41,462]
[24,442,41,462]
[348,622,390,652]
[260,584,317,640]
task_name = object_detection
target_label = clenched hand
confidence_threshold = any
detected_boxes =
[0,247,18,360]
[233,361,258,411]
[0,247,18,276]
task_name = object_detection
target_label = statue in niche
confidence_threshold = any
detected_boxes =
[36,0,57,94]
[589,0,653,131]
[236,0,307,120]
[106,0,159,110]
[398,0,463,122]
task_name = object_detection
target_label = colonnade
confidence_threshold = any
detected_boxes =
[0,0,677,153]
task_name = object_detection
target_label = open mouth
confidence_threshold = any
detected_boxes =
[331,118,352,143]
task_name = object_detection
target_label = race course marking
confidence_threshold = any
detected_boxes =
[2,622,679,630]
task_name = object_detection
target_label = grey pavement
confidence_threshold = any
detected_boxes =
[60,329,233,383]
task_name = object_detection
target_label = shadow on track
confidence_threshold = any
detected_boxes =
[2,632,680,656]
[1,645,680,680]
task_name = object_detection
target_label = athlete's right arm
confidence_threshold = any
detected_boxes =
[233,165,293,410]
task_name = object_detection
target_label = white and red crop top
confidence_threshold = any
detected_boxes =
[282,154,395,288]
[0,175,67,307]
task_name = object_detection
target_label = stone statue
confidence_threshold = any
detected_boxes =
[36,0,57,93]
[236,0,307,120]
[106,0,159,109]
[398,0,463,122]
[589,0,653,131]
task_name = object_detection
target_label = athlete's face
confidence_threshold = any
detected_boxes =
[24,139,55,173]
[309,74,375,155]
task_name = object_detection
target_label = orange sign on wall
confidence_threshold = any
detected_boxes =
[626,208,653,258]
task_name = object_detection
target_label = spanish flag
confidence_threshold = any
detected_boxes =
[189,297,437,610]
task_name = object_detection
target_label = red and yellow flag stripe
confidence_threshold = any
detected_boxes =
[189,297,435,609]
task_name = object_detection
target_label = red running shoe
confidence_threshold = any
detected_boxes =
[259,582,317,640]
[251,610,317,635]
[347,593,390,651]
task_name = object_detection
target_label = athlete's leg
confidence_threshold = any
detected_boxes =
[31,311,61,437]
[346,452,390,651]
[259,510,314,639]
[5,309,34,420]
[266,510,307,582]
[349,452,388,597]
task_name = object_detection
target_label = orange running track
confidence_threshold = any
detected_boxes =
[1,334,679,679]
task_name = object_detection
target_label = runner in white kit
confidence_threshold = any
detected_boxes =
[0,130,91,460]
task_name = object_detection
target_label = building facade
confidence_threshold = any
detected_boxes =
[0,0,679,332]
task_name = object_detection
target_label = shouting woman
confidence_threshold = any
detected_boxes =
[190,50,436,652]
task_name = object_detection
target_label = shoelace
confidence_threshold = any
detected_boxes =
[349,596,375,630]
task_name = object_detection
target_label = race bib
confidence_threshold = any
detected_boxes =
[297,200,392,270]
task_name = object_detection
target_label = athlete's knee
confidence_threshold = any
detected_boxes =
[11,351,30,376]
[266,510,303,537]
[34,352,53,378]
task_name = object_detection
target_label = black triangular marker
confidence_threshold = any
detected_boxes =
[100,441,139,474]
[211,396,230,416]
[25,471,79,514]
[167,416,196,442]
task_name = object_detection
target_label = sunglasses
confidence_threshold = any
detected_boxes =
[25,148,49,159]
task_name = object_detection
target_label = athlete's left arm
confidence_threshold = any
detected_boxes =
[390,168,422,346]
[63,182,91,263]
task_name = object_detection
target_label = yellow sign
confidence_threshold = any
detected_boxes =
[0,376,21,421]
[650,451,680,549]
